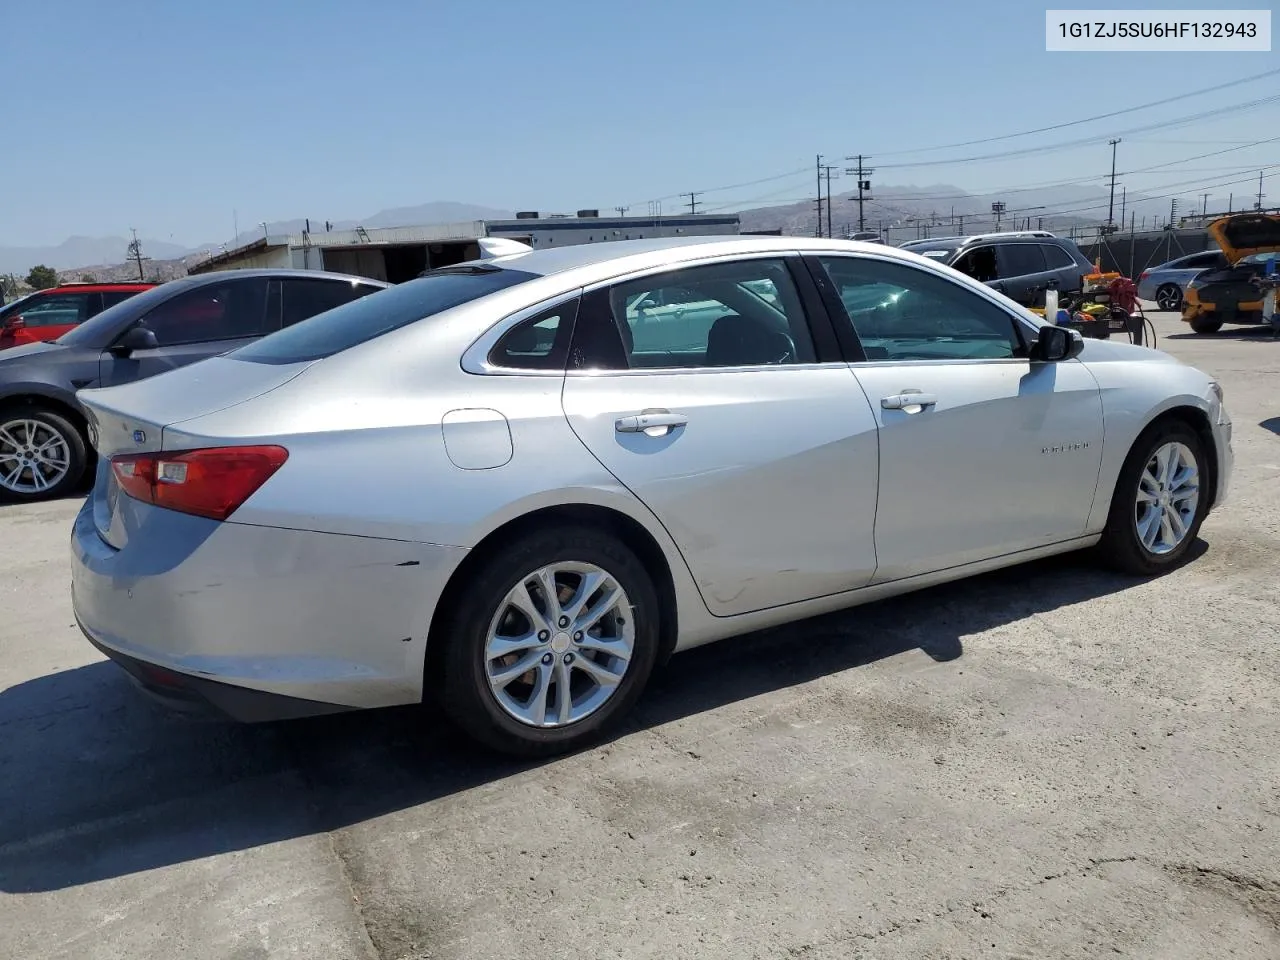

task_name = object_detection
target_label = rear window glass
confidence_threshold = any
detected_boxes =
[231,267,540,365]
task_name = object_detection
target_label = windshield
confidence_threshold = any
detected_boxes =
[231,266,541,365]
[56,279,192,346]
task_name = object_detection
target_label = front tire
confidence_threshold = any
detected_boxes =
[433,526,660,757]
[0,405,87,502]
[1098,421,1208,576]
[1189,315,1223,334]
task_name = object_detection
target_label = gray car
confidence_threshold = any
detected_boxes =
[1136,250,1230,311]
[70,236,1232,756]
[0,269,387,501]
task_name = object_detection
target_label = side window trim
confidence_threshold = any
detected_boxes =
[460,289,584,376]
[805,253,1034,364]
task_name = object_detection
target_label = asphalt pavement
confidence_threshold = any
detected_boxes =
[1,311,1277,960]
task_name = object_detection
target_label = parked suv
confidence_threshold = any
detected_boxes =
[0,269,388,501]
[0,281,157,350]
[899,232,1094,307]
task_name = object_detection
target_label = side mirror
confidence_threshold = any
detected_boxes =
[2,315,25,331]
[1032,323,1084,362]
[108,325,159,357]
[636,298,658,311]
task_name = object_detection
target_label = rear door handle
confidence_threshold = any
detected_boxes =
[615,411,689,434]
[881,392,938,411]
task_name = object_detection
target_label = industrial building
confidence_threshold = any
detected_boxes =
[187,211,742,283]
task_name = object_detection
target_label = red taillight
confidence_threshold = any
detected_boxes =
[111,445,288,521]
[1139,270,1150,281]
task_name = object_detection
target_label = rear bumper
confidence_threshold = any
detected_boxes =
[81,623,354,722]
[70,498,468,716]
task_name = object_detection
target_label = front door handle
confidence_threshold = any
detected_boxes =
[881,392,938,412]
[615,411,689,435]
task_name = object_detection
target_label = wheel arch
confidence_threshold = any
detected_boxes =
[424,502,682,690]
[0,389,88,432]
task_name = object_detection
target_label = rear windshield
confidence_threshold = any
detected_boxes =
[231,267,540,365]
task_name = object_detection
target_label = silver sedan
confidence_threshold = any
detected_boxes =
[70,236,1233,755]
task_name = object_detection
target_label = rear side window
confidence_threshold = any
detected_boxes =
[1040,244,1077,269]
[997,244,1048,278]
[488,299,579,370]
[280,278,383,329]
[232,266,540,365]
[101,289,146,309]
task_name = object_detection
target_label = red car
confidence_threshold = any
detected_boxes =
[0,281,158,350]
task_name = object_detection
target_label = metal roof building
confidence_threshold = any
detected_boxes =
[187,213,742,284]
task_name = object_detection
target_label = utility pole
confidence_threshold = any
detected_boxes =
[843,154,874,232]
[820,162,840,238]
[1200,193,1210,219]
[126,228,150,282]
[1169,198,1179,229]
[1228,193,1233,213]
[1257,170,1266,210]
[992,201,1006,230]
[681,192,701,215]
[1106,138,1121,232]
[1119,187,1126,230]
[815,155,824,239]
[614,206,629,218]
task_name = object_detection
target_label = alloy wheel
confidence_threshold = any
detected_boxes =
[1134,441,1199,555]
[0,419,72,495]
[483,561,635,728]
[1156,285,1182,311]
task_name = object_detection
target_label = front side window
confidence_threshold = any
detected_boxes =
[951,246,997,282]
[817,256,1024,361]
[573,258,816,371]
[17,294,90,328]
[136,277,270,346]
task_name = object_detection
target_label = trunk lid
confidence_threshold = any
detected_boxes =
[77,356,312,548]
[1207,213,1280,264]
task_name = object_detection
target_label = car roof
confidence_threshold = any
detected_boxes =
[179,269,392,286]
[477,234,938,286]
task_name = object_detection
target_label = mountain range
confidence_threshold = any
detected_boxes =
[1,201,513,275]
[5,184,1229,278]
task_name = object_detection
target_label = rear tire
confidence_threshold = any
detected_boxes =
[1155,284,1182,312]
[1189,316,1223,335]
[0,405,88,503]
[432,525,660,757]
[1097,420,1208,576]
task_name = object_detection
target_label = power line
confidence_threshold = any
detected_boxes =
[870,67,1280,157]
[873,94,1280,170]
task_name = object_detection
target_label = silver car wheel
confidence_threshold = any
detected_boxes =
[483,561,635,728]
[0,418,72,495]
[1134,441,1199,555]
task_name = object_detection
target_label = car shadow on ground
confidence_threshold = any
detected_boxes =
[1164,324,1279,342]
[0,544,1203,894]
[1261,418,1280,437]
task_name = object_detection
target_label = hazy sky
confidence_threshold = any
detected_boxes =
[4,0,1279,246]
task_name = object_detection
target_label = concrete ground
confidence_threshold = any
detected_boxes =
[1,312,1277,960]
